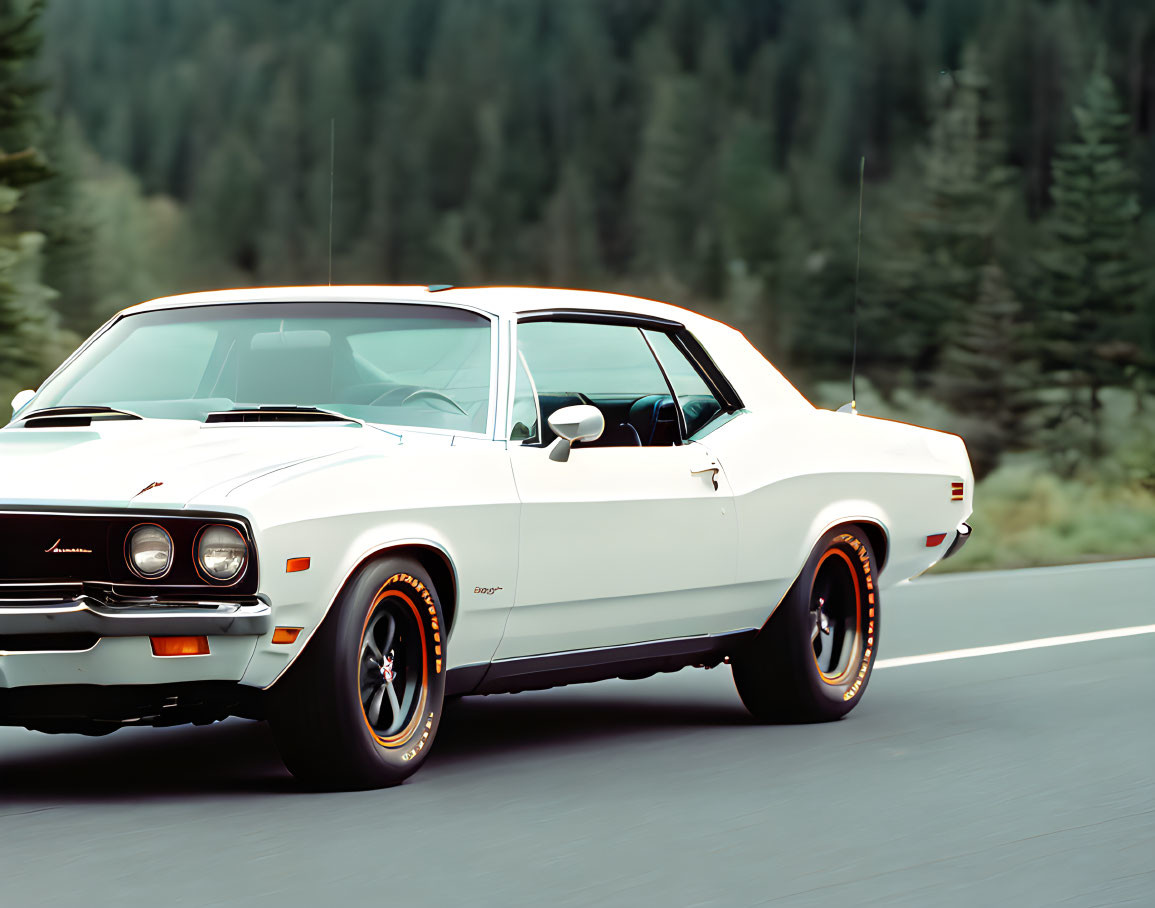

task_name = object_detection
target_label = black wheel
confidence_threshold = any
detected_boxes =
[268,555,447,790]
[732,526,879,722]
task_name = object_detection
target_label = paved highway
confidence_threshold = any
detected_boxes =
[2,559,1153,906]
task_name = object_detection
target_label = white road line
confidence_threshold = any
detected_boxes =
[874,624,1155,669]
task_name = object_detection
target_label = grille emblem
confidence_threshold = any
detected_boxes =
[44,538,93,554]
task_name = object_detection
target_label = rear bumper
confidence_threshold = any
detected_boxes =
[942,522,972,560]
[0,596,271,639]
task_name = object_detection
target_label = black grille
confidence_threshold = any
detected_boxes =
[0,514,107,582]
[0,583,83,603]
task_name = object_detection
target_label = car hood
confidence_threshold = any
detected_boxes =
[0,419,398,510]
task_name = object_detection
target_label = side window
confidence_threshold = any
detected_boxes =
[509,351,539,442]
[643,330,725,438]
[516,320,676,447]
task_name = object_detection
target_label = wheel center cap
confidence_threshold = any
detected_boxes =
[381,655,395,684]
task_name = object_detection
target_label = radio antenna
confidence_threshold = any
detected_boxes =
[327,117,335,286]
[849,155,865,413]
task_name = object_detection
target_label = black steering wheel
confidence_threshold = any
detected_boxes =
[370,386,467,416]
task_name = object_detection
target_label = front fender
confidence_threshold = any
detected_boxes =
[240,519,475,690]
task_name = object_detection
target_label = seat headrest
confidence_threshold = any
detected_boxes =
[236,330,334,405]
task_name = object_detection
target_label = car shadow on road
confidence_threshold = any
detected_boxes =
[430,687,755,769]
[0,719,293,802]
[0,682,755,802]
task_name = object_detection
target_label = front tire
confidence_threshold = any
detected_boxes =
[269,556,447,790]
[732,526,879,722]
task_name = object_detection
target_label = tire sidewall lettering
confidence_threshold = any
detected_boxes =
[818,532,877,703]
[354,564,446,770]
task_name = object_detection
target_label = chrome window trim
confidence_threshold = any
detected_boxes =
[15,298,502,437]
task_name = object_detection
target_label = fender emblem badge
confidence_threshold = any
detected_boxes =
[45,539,93,554]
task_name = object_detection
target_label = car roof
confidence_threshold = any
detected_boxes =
[122,285,719,328]
[118,285,814,415]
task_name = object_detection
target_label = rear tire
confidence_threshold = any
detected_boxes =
[268,556,447,790]
[732,526,879,722]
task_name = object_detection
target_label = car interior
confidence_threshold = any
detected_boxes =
[532,392,722,448]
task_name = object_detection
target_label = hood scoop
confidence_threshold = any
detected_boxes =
[17,406,144,428]
[204,406,361,425]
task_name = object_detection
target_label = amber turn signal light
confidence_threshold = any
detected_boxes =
[150,636,209,656]
[272,627,302,645]
[286,557,311,573]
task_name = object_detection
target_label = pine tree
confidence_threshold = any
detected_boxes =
[632,73,712,287]
[936,264,1035,478]
[544,161,602,286]
[0,0,62,398]
[1034,52,1151,455]
[872,46,1015,377]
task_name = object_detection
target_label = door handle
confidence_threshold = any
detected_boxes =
[690,459,720,490]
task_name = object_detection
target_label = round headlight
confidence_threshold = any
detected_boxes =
[128,525,173,578]
[198,525,247,581]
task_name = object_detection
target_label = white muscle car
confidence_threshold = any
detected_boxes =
[0,286,972,789]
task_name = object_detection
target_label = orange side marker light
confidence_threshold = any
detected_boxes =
[926,533,947,547]
[151,636,209,656]
[286,557,311,573]
[272,627,302,645]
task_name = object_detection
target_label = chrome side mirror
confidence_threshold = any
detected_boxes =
[547,405,604,463]
[10,389,34,418]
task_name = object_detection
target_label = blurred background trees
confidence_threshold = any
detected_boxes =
[1,0,1154,565]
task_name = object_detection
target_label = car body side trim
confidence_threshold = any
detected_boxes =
[517,308,684,331]
[457,629,757,696]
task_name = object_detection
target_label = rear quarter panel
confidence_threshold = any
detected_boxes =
[702,406,972,626]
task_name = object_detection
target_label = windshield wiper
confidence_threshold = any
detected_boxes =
[17,405,144,428]
[204,406,363,425]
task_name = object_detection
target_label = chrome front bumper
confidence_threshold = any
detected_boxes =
[0,596,272,639]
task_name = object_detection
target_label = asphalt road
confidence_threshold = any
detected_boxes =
[2,559,1153,907]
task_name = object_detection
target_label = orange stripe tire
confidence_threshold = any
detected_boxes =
[732,526,879,723]
[268,555,447,790]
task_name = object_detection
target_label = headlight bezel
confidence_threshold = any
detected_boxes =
[113,514,257,592]
[125,523,175,580]
[194,523,249,584]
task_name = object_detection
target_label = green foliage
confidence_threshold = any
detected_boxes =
[936,264,1036,479]
[0,0,67,396]
[1034,52,1151,464]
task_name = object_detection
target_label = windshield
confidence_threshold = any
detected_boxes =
[30,301,494,433]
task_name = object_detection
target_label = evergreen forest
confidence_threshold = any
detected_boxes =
[2,0,1155,568]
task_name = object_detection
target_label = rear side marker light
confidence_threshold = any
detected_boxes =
[286,557,311,573]
[272,627,302,645]
[951,481,965,501]
[926,533,947,547]
[151,636,209,656]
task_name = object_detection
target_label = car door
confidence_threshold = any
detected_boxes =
[494,314,743,660]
